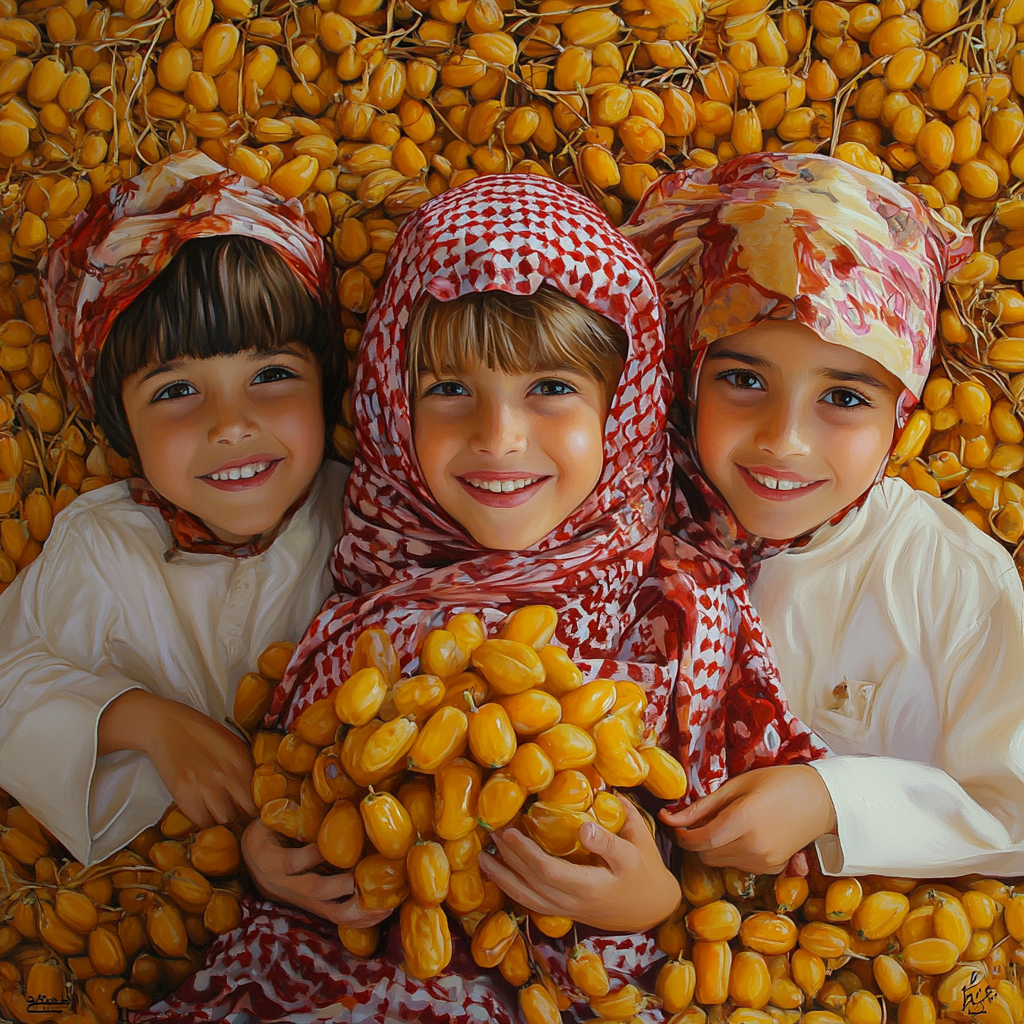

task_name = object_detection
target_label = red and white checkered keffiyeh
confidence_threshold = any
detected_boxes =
[146,174,826,1024]
[39,150,333,420]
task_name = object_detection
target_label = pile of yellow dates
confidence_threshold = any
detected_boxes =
[248,612,1024,1024]
[647,861,1024,1024]
[0,800,247,1023]
[245,605,691,1022]
[3,0,1024,595]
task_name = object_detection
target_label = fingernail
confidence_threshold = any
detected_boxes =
[580,823,596,841]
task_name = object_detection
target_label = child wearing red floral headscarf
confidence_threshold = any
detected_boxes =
[0,152,349,870]
[149,173,826,1024]
[625,153,1024,880]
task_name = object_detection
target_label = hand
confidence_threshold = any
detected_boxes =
[660,765,837,874]
[479,796,681,934]
[98,689,257,828]
[242,819,393,928]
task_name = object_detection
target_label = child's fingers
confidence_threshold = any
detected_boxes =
[478,851,566,918]
[660,775,745,829]
[204,789,246,828]
[489,829,576,892]
[326,895,394,928]
[279,843,326,876]
[577,821,628,871]
[289,870,357,904]
[608,796,658,853]
[673,800,751,853]
[229,780,258,820]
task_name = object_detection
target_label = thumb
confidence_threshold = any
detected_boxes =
[660,777,742,829]
[578,819,622,865]
[616,794,657,848]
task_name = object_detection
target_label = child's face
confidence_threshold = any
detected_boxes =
[121,345,325,543]
[412,361,613,550]
[695,322,902,540]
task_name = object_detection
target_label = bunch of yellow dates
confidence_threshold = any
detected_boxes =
[244,605,691,1022]
[0,797,246,1023]
[249,601,1024,1024]
[643,860,1024,1024]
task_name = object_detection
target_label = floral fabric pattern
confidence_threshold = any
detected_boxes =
[623,153,973,414]
[147,173,827,1024]
[39,150,333,419]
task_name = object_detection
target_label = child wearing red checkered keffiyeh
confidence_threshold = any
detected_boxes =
[149,173,827,1024]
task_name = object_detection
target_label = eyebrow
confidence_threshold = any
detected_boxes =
[707,348,893,393]
[705,349,774,369]
[139,348,303,383]
[819,368,893,392]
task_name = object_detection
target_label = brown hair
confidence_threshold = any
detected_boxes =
[93,235,343,460]
[405,285,628,399]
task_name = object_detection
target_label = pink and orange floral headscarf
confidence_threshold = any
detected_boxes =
[40,150,333,419]
[150,173,826,1024]
[623,153,973,427]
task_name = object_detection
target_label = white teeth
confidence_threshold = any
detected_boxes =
[749,470,813,492]
[465,477,540,493]
[209,461,271,482]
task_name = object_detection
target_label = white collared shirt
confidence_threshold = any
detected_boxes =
[751,476,1024,877]
[0,461,346,865]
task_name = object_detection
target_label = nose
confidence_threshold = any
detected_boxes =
[469,393,527,458]
[207,392,259,446]
[755,397,812,460]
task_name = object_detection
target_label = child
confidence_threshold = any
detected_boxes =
[624,152,1024,879]
[0,151,347,867]
[150,173,826,1024]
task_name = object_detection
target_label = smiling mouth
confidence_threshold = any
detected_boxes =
[206,460,273,482]
[746,469,816,492]
[463,476,544,493]
[739,466,826,502]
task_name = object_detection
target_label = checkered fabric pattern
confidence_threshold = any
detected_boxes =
[147,174,827,1024]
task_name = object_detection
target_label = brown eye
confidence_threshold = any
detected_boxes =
[823,388,868,408]
[152,381,197,402]
[252,365,296,384]
[719,370,764,391]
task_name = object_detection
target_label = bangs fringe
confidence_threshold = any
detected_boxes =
[406,286,627,395]
[112,236,321,373]
[93,235,339,460]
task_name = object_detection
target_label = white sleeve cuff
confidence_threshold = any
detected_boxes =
[808,755,1021,878]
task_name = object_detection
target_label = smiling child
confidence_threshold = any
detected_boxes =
[626,153,1024,878]
[151,173,825,1024]
[0,152,346,865]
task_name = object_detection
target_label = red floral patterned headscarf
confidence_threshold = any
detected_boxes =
[39,150,333,419]
[271,172,826,793]
[623,153,973,429]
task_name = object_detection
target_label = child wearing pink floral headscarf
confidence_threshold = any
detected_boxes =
[149,173,826,1024]
[0,151,347,867]
[625,152,1024,879]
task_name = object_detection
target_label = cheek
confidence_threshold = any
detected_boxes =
[828,419,894,493]
[559,415,606,481]
[274,399,326,455]
[694,397,736,486]
[412,410,453,492]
